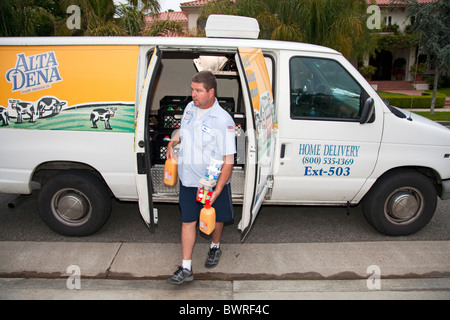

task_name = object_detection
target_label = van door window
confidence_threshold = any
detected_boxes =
[290,57,364,121]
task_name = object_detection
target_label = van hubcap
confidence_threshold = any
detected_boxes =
[384,187,424,225]
[51,189,91,226]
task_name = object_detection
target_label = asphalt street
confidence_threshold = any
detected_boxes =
[1,193,449,300]
[1,193,449,244]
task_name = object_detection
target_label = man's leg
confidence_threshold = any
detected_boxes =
[205,222,224,268]
[182,221,197,260]
[168,184,199,285]
[205,183,233,269]
[212,222,224,244]
[167,221,196,285]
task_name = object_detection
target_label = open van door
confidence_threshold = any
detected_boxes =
[135,47,161,229]
[236,47,275,241]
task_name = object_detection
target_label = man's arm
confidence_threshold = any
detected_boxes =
[210,154,234,205]
[165,129,180,159]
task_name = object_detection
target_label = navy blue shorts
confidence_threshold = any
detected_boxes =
[179,183,234,223]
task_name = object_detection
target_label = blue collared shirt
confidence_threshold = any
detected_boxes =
[178,98,236,187]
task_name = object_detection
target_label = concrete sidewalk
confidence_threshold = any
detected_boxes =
[2,278,449,300]
[0,241,449,299]
[1,241,449,280]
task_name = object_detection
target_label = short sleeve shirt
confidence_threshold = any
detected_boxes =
[178,98,236,187]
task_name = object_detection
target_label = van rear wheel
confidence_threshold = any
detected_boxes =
[38,171,111,236]
[363,170,437,236]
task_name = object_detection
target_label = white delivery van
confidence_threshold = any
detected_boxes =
[0,16,449,240]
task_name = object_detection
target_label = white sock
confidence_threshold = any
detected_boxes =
[182,260,192,270]
[210,242,220,249]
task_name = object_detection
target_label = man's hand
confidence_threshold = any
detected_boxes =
[165,129,180,159]
[209,154,234,205]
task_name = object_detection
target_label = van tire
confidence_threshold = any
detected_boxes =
[363,169,437,236]
[38,171,111,236]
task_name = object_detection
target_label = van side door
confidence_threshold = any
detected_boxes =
[135,47,161,228]
[236,47,275,240]
[272,52,383,204]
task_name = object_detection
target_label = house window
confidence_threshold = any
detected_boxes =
[385,16,393,26]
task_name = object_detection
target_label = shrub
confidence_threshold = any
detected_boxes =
[409,63,427,76]
[378,91,446,109]
[359,65,377,79]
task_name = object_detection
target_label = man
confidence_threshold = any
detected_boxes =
[166,71,236,285]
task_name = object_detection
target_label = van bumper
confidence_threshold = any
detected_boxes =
[441,179,450,200]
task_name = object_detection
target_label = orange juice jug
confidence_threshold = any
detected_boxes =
[164,155,178,186]
[199,203,216,235]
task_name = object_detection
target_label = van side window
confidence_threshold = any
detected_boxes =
[290,57,364,121]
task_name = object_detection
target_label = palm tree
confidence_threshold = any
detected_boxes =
[141,19,184,36]
[1,0,174,37]
[119,0,177,36]
[58,0,121,35]
[200,0,369,59]
[128,0,160,13]
[116,3,145,36]
[58,0,161,36]
[298,0,367,58]
[0,0,57,36]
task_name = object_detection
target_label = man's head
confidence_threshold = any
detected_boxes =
[191,71,217,109]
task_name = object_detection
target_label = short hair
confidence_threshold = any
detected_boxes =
[192,71,217,95]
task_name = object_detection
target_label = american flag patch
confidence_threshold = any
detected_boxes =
[227,125,234,132]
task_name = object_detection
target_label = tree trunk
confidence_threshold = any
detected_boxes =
[430,69,439,116]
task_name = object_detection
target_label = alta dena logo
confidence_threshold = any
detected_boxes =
[5,51,63,94]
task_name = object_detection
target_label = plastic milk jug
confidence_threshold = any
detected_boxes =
[164,155,178,186]
[199,203,216,235]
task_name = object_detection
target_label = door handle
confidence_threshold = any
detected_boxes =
[280,144,286,159]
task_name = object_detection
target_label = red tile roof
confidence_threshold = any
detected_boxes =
[146,11,188,23]
[370,0,436,4]
[179,0,435,8]
[180,0,235,7]
[180,0,436,7]
[180,0,212,7]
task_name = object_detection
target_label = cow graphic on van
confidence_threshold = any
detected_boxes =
[0,106,9,126]
[0,97,134,133]
[90,107,117,130]
[9,99,38,123]
[4,96,67,124]
[37,97,66,118]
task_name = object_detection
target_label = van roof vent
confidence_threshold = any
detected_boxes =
[205,15,260,39]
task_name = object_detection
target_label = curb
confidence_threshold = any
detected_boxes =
[1,241,449,281]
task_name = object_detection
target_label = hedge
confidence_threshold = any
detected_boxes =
[378,91,446,109]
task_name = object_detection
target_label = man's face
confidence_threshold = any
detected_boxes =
[191,82,215,109]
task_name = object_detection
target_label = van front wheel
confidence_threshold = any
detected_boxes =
[38,171,111,236]
[363,170,437,236]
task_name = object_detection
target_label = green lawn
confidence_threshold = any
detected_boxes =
[378,90,447,109]
[378,87,449,119]
[437,88,450,97]
[415,87,449,121]
[413,111,450,121]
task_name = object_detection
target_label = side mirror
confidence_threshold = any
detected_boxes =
[360,97,375,124]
